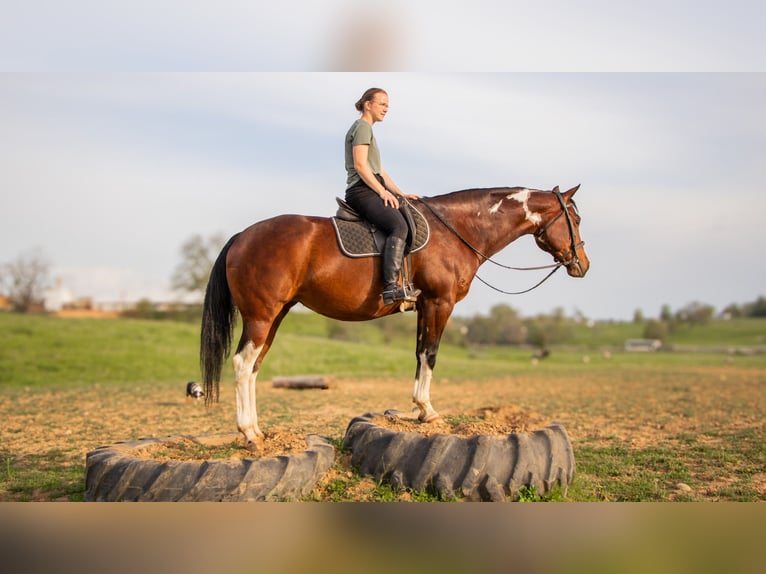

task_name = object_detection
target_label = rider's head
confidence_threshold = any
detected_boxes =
[355,88,387,112]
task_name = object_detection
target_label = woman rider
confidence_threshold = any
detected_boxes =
[344,87,421,305]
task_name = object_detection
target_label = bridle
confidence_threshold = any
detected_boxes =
[418,190,584,295]
[534,190,585,270]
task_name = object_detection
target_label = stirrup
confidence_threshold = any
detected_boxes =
[403,283,421,299]
[382,284,419,305]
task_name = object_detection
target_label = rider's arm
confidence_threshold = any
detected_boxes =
[353,144,400,208]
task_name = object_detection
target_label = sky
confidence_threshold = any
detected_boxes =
[1,3,765,321]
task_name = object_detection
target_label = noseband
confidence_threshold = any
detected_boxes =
[534,190,584,269]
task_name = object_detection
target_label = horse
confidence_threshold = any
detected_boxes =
[200,184,589,448]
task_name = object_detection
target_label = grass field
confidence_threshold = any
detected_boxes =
[0,312,764,502]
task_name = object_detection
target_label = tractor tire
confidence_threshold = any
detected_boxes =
[84,433,334,501]
[342,412,575,501]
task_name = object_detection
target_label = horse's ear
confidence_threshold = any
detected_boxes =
[564,184,581,198]
[552,185,560,193]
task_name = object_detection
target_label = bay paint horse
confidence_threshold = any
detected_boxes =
[201,185,589,448]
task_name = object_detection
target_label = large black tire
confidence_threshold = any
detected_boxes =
[84,433,335,501]
[343,412,575,501]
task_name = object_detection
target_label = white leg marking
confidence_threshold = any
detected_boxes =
[508,189,542,225]
[412,351,440,422]
[233,341,264,443]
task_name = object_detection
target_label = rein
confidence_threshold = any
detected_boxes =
[418,191,580,295]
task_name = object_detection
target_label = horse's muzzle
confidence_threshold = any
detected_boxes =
[558,241,589,278]
[566,259,588,278]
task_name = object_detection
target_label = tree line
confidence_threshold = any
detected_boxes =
[634,299,766,343]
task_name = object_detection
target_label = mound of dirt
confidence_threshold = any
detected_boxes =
[370,404,548,437]
[134,405,546,462]
[134,405,545,462]
[138,429,314,462]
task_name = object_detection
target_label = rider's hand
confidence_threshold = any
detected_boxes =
[380,189,400,209]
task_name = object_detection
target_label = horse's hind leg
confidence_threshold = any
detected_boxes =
[233,339,264,448]
[233,305,295,449]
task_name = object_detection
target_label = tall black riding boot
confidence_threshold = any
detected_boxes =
[382,236,421,305]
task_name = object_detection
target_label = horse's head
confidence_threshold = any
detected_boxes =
[534,185,590,278]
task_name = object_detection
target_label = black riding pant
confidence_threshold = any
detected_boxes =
[345,174,408,241]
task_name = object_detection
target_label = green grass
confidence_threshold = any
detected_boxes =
[572,445,692,501]
[3,313,764,387]
[516,484,568,502]
[568,317,766,350]
[1,450,84,502]
[567,320,645,348]
[0,313,200,387]
[667,319,766,347]
[569,425,766,502]
[0,312,551,387]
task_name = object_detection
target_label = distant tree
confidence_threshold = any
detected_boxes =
[1,248,51,312]
[660,304,673,322]
[465,304,524,345]
[122,298,158,319]
[463,314,492,345]
[524,307,572,349]
[722,303,743,318]
[675,301,715,325]
[633,309,644,324]
[746,296,766,318]
[489,304,525,345]
[171,233,226,298]
[572,308,587,323]
[643,319,669,342]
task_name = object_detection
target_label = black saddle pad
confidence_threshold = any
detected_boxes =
[331,202,430,258]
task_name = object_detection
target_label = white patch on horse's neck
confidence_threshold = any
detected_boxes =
[507,189,542,225]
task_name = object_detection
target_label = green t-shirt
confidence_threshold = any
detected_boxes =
[345,119,381,189]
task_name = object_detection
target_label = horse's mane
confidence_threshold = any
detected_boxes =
[423,186,546,207]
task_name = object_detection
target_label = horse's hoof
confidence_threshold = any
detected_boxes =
[419,413,442,423]
[243,432,265,452]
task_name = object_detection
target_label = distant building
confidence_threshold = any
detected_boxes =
[624,339,663,352]
[43,278,74,312]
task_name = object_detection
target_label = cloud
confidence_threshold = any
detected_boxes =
[382,75,675,182]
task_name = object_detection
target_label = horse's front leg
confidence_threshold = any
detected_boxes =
[233,340,264,449]
[412,299,454,422]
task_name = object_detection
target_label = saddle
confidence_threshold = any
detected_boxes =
[331,197,430,258]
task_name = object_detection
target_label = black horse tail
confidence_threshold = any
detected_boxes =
[200,233,240,407]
